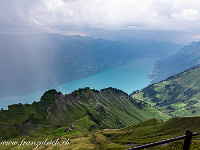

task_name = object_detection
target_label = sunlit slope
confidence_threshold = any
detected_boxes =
[103,117,200,149]
[1,116,199,149]
[0,87,169,129]
[132,66,200,117]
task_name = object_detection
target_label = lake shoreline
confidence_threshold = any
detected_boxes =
[0,58,157,109]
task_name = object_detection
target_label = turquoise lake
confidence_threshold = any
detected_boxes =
[0,58,156,109]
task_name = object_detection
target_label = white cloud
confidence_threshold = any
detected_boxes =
[171,9,199,21]
[1,0,200,35]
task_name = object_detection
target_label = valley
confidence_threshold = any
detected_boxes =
[132,66,200,117]
[0,58,156,109]
[1,1,200,149]
[1,41,200,149]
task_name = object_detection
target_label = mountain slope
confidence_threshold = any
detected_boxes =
[0,33,181,97]
[1,116,200,149]
[103,117,200,149]
[0,87,169,129]
[132,66,200,117]
[150,41,200,83]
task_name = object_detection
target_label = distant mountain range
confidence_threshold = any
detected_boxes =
[150,41,200,83]
[0,33,181,97]
[132,65,200,117]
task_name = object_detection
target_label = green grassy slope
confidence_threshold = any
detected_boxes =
[0,115,130,150]
[0,87,169,140]
[103,117,200,149]
[0,116,199,149]
[132,66,200,117]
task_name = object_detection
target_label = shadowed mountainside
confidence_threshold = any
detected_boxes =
[150,41,200,83]
[0,33,181,97]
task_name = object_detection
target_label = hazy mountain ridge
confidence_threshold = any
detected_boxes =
[150,41,200,83]
[0,33,181,97]
[132,65,200,117]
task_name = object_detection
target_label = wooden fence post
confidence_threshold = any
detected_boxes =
[183,130,193,150]
[126,130,198,150]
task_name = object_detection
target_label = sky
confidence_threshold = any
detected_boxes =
[1,0,200,43]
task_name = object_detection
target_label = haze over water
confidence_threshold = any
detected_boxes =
[56,58,155,94]
[0,58,156,109]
